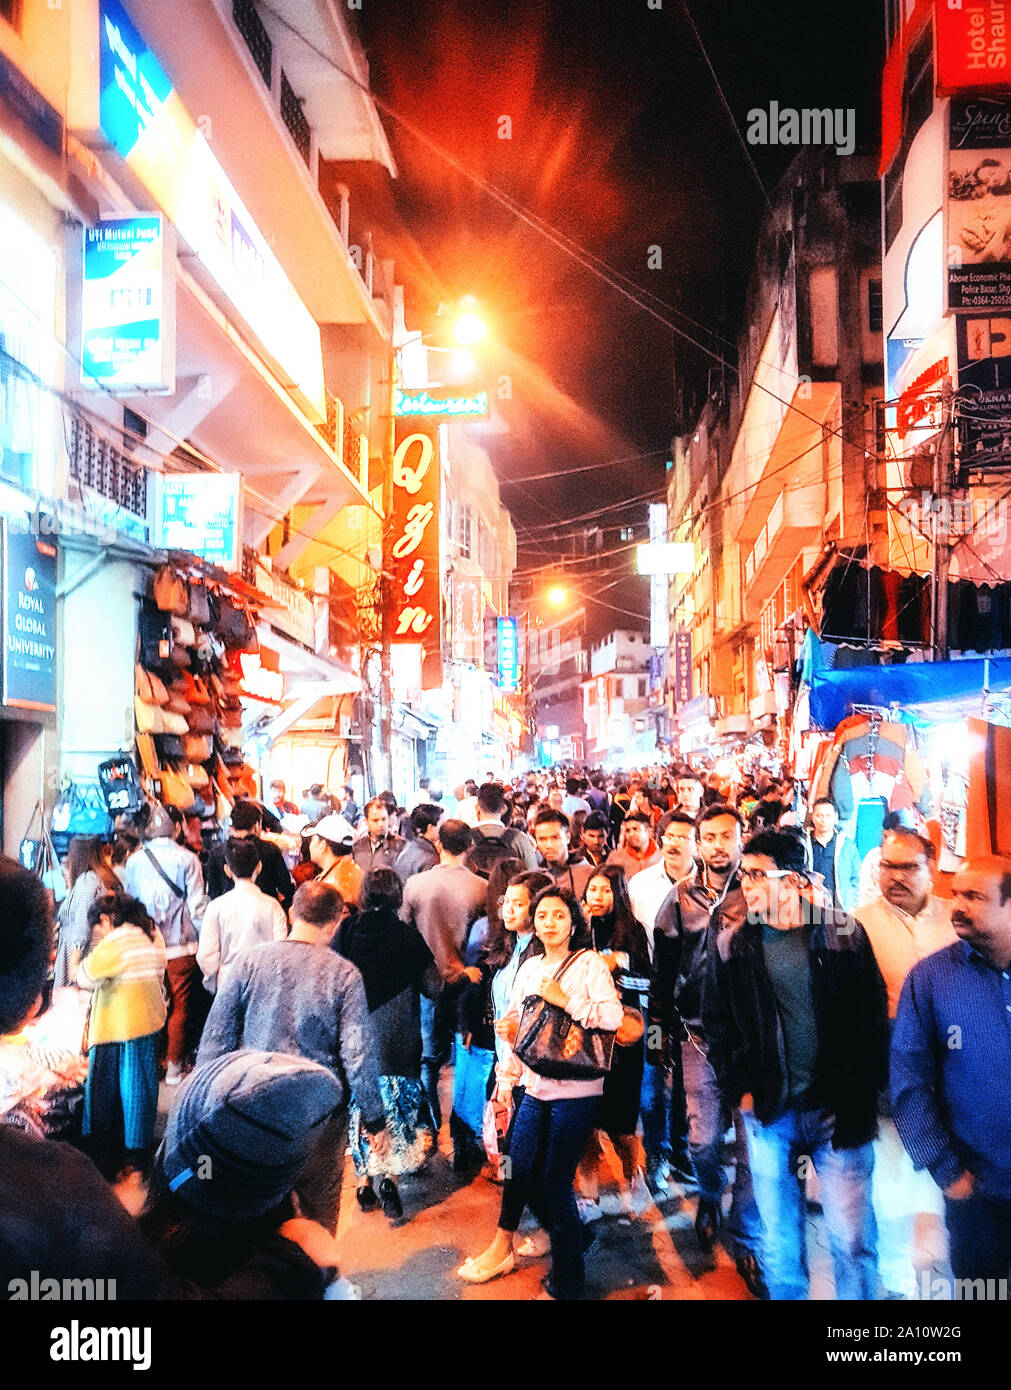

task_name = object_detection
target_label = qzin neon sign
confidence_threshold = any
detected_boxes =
[394,388,489,419]
[390,427,441,648]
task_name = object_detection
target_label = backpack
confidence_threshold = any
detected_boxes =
[465,829,520,881]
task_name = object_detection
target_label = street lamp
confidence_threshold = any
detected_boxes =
[546,585,568,608]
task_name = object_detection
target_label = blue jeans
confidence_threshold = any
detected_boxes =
[420,990,453,1130]
[744,1106,878,1300]
[501,1093,600,1299]
[640,1053,689,1170]
[680,1039,762,1257]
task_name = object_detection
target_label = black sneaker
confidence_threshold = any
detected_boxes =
[356,1183,379,1212]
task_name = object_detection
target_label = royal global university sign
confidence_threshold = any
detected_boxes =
[391,421,442,682]
[3,522,57,713]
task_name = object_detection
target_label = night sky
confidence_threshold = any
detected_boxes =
[355,0,886,626]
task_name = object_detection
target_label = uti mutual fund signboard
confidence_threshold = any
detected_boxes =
[2,522,57,713]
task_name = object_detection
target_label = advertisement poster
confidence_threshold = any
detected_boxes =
[82,216,175,393]
[947,98,1011,311]
[2,521,57,712]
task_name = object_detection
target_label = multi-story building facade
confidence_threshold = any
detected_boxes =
[582,629,653,766]
[668,148,884,756]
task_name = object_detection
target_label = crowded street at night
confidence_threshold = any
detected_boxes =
[0,0,1008,1367]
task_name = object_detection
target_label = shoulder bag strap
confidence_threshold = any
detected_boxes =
[553,948,587,983]
[143,846,185,899]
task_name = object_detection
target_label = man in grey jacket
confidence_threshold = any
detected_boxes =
[123,802,207,1083]
[198,880,387,1234]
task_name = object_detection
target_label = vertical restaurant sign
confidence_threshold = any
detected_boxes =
[947,98,1011,312]
[82,216,175,392]
[390,421,441,671]
[673,628,692,707]
[452,573,482,663]
[3,521,57,713]
[936,0,1011,95]
[152,472,243,570]
[497,616,519,690]
[97,0,325,420]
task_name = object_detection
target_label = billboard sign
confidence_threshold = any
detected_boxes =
[390,422,442,679]
[394,387,489,419]
[497,616,519,690]
[152,472,243,570]
[947,97,1011,312]
[82,215,175,392]
[98,0,325,419]
[673,628,692,707]
[3,522,57,713]
[936,0,1011,95]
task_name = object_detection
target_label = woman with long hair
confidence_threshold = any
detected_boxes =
[457,886,623,1299]
[335,868,439,1220]
[54,836,118,988]
[77,891,167,1181]
[578,865,652,1220]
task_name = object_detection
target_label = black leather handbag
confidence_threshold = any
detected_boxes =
[513,950,616,1081]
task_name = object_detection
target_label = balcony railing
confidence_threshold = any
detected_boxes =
[233,0,272,87]
[280,70,311,167]
[67,413,148,517]
[315,390,343,454]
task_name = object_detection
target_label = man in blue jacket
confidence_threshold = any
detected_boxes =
[809,797,861,915]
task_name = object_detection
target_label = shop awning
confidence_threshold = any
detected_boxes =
[808,658,1011,728]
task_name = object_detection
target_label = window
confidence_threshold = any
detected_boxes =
[619,526,634,541]
[458,503,472,558]
[233,0,272,87]
[867,279,883,335]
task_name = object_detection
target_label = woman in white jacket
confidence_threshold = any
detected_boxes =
[457,886,623,1299]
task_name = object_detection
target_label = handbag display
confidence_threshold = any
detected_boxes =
[135,696,168,735]
[139,601,173,669]
[154,733,187,760]
[187,582,211,626]
[171,616,197,647]
[164,688,192,717]
[183,734,212,763]
[135,665,169,706]
[153,565,189,617]
[170,644,191,670]
[186,706,216,734]
[158,769,195,811]
[183,673,212,706]
[185,763,210,789]
[512,951,616,1081]
[215,596,254,647]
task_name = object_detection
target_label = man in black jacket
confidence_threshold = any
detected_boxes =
[702,829,888,1302]
[205,799,293,912]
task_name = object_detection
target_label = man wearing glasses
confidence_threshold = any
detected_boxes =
[856,828,956,1298]
[703,828,889,1301]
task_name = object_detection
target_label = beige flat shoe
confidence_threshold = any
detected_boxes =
[456,1251,516,1284]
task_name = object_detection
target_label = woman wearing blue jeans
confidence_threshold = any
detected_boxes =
[457,887,623,1299]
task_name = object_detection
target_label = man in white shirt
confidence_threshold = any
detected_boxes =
[197,838,288,995]
[629,811,698,954]
[561,777,591,820]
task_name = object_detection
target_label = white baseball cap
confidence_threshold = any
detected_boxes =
[302,814,354,847]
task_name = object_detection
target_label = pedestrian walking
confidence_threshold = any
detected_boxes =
[54,835,118,988]
[196,838,289,996]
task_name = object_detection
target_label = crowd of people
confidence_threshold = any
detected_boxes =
[1,762,1009,1302]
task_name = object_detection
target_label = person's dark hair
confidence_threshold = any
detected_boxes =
[624,811,652,827]
[464,779,478,796]
[530,885,592,949]
[230,801,262,833]
[379,791,398,815]
[743,828,808,875]
[291,880,345,927]
[363,796,387,818]
[438,818,472,858]
[86,890,158,941]
[581,863,644,956]
[533,807,569,831]
[657,809,697,836]
[697,802,745,831]
[677,772,704,787]
[812,796,837,812]
[110,827,140,868]
[568,809,587,848]
[476,782,508,818]
[308,783,324,798]
[565,777,580,796]
[64,835,117,892]
[584,811,608,834]
[751,799,786,831]
[361,868,404,913]
[479,856,527,970]
[225,837,260,880]
[882,826,937,864]
[591,774,605,790]
[0,857,54,1034]
[410,802,443,837]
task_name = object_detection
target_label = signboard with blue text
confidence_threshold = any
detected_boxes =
[394,387,489,419]
[82,216,175,392]
[3,522,57,713]
[97,0,325,419]
[152,473,243,571]
[497,616,519,690]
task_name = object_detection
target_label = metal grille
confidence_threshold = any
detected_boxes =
[316,390,341,451]
[280,70,311,166]
[232,0,272,86]
[67,413,147,516]
[343,426,366,483]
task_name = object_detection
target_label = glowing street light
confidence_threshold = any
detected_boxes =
[453,311,488,346]
[546,585,568,608]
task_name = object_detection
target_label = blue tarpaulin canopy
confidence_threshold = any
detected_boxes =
[807,658,1011,729]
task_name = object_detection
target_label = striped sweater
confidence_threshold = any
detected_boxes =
[78,926,167,1046]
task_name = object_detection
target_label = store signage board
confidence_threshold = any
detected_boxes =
[394,387,489,419]
[152,472,243,571]
[936,0,1011,94]
[253,563,316,649]
[82,216,175,393]
[2,521,57,713]
[636,542,694,576]
[390,421,442,682]
[497,615,519,690]
[673,628,692,708]
[97,0,325,420]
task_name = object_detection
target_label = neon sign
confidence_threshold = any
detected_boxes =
[394,388,489,419]
[390,425,441,664]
